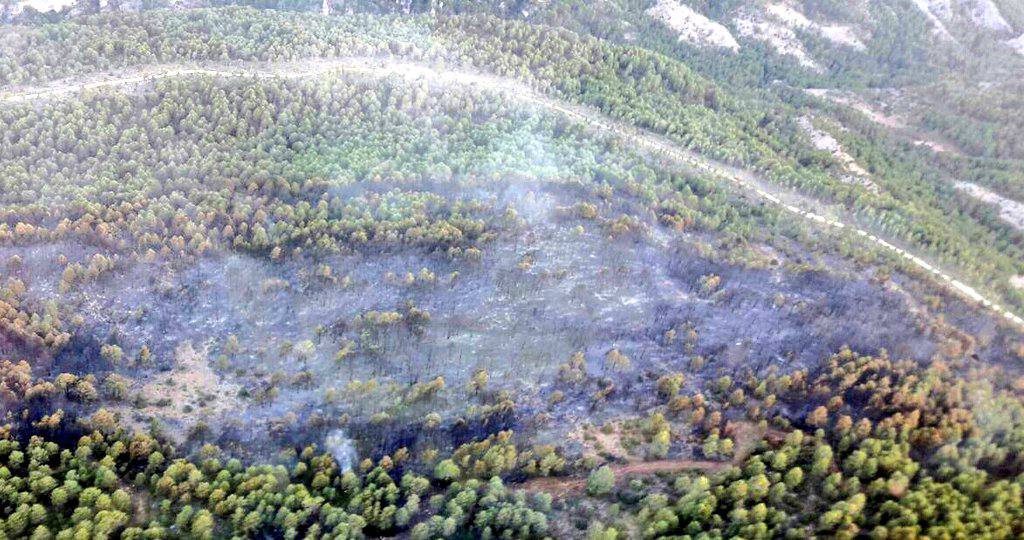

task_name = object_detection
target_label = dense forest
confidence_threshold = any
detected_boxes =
[3,7,1023,313]
[2,1,1024,538]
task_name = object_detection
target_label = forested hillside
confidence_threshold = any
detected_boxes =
[2,1,1024,538]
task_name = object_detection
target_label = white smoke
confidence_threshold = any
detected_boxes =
[324,429,357,471]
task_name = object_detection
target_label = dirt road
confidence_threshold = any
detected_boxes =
[519,459,733,497]
[519,422,781,497]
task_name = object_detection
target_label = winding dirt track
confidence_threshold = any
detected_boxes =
[519,459,732,498]
[3,56,1021,329]
[519,422,779,497]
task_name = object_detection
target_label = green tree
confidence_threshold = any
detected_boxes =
[587,466,616,497]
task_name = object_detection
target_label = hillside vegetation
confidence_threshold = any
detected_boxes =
[2,2,1024,539]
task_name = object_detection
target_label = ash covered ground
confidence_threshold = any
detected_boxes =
[5,172,1001,460]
